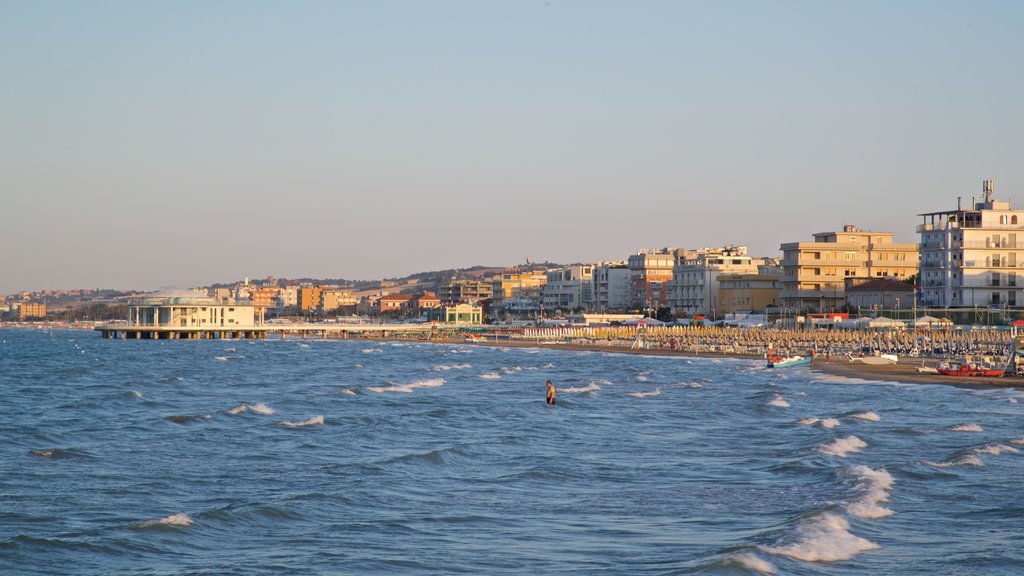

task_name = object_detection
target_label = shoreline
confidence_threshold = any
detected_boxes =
[5,323,1023,389]
[432,338,1024,389]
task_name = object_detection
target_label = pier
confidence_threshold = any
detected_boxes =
[95,323,437,340]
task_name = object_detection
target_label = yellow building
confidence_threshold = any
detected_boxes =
[321,289,357,313]
[780,225,918,312]
[490,272,547,314]
[716,274,782,314]
[19,302,47,319]
[297,286,324,312]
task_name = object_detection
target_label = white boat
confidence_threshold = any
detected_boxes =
[847,353,898,365]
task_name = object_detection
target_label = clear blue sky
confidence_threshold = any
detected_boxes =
[2,1,1023,293]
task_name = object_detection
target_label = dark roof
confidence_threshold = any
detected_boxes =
[846,279,914,293]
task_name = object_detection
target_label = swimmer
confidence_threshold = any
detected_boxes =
[546,380,556,405]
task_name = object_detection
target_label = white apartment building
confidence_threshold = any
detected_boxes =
[919,180,1024,308]
[592,262,632,312]
[542,265,594,312]
[670,246,758,316]
[127,292,263,329]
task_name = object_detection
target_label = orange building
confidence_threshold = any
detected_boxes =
[19,302,47,319]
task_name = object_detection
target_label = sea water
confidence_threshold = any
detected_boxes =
[2,329,1023,575]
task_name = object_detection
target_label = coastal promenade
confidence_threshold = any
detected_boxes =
[95,322,436,340]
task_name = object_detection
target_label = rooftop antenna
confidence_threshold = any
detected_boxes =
[983,179,995,204]
[957,196,962,211]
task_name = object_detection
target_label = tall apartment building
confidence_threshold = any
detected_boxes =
[437,279,493,304]
[297,285,324,312]
[780,225,918,312]
[919,180,1024,308]
[627,249,678,311]
[542,265,594,312]
[592,261,632,312]
[670,246,758,316]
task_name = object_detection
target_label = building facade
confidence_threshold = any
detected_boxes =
[627,249,677,311]
[780,225,919,312]
[670,246,758,316]
[437,279,493,304]
[844,278,915,311]
[592,262,632,312]
[127,293,263,329]
[919,181,1024,308]
[542,265,594,312]
[716,272,783,315]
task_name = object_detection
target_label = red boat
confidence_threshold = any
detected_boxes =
[936,357,1006,377]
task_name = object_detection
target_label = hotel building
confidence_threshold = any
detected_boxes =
[919,180,1024,308]
[670,246,758,316]
[780,225,918,312]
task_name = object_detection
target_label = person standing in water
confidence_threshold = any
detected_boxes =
[546,380,556,405]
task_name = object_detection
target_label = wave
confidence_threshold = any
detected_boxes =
[562,382,601,394]
[361,348,383,354]
[214,356,228,361]
[718,552,776,574]
[849,412,881,422]
[431,364,471,371]
[925,454,984,468]
[800,417,839,428]
[950,423,983,432]
[135,513,193,529]
[760,512,879,562]
[341,387,358,395]
[817,436,867,457]
[130,390,143,399]
[681,381,703,388]
[972,443,1019,456]
[479,373,502,380]
[767,394,790,408]
[1009,438,1024,445]
[229,402,274,415]
[629,388,661,398]
[368,378,445,394]
[29,448,95,460]
[846,465,894,519]
[282,415,324,428]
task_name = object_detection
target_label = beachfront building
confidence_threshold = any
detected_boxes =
[375,293,414,314]
[18,302,47,319]
[592,261,632,312]
[844,278,915,311]
[918,180,1024,308]
[670,246,758,317]
[427,303,483,324]
[716,270,783,315]
[437,279,493,304]
[628,249,678,312]
[542,265,594,312]
[490,271,547,319]
[780,225,919,313]
[297,285,324,312]
[276,286,298,309]
[321,289,357,313]
[127,292,263,329]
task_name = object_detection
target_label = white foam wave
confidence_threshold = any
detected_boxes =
[1009,397,1019,404]
[636,374,648,382]
[973,443,1019,456]
[820,418,841,429]
[138,513,193,528]
[767,394,790,408]
[354,363,364,368]
[368,378,445,393]
[501,366,524,374]
[214,356,228,361]
[726,552,775,574]
[431,364,471,371]
[951,423,983,433]
[131,390,143,399]
[798,417,820,426]
[817,435,867,457]
[543,363,555,368]
[682,381,703,388]
[282,415,324,427]
[629,388,661,398]
[361,348,383,353]
[1009,438,1024,445]
[479,373,502,380]
[925,454,984,468]
[760,512,878,562]
[849,412,881,422]
[229,402,274,415]
[846,465,894,519]
[562,382,601,393]
[342,388,357,395]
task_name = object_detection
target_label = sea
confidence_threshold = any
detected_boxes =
[2,328,1023,575]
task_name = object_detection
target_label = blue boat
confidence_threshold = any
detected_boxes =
[766,354,814,368]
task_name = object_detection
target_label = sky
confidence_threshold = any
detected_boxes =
[2,1,1023,293]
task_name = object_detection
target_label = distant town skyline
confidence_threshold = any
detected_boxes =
[3,1,1023,294]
